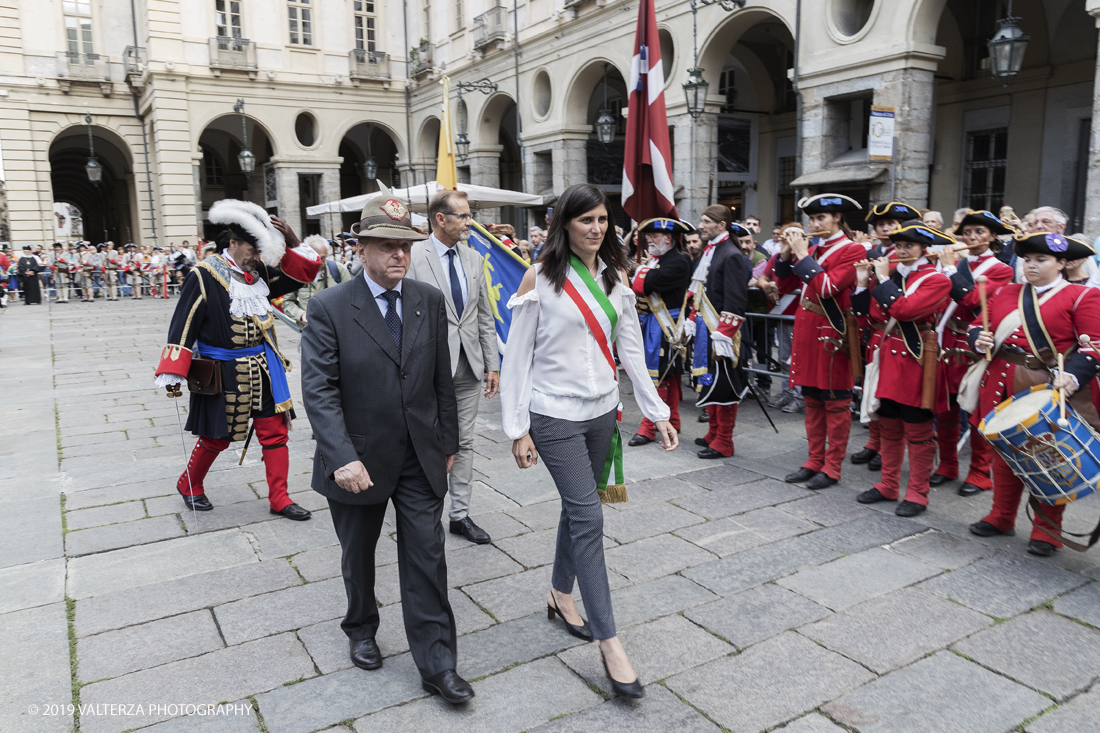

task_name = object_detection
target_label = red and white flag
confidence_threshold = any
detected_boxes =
[621,0,677,222]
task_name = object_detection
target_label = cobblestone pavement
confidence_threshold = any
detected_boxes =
[4,297,1100,733]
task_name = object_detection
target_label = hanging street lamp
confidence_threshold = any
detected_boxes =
[988,0,1028,85]
[455,78,498,164]
[684,0,744,119]
[362,123,379,180]
[595,63,617,145]
[233,99,256,174]
[84,114,103,184]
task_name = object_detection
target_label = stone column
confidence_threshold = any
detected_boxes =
[276,167,301,234]
[555,136,588,192]
[1082,4,1100,239]
[319,168,342,238]
[670,111,718,225]
[469,144,503,224]
[874,68,935,207]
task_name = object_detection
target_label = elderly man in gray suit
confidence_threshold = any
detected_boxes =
[301,190,473,704]
[406,189,499,544]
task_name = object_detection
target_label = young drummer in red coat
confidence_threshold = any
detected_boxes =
[774,194,867,489]
[968,232,1100,556]
[855,225,953,517]
[850,202,922,471]
[931,210,1016,495]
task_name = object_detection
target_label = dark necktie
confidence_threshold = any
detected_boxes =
[381,290,401,352]
[446,249,464,319]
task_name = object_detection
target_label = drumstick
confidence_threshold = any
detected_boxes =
[976,275,991,362]
[1057,353,1070,428]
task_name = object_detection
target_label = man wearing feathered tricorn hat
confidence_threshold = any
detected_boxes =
[154,200,322,520]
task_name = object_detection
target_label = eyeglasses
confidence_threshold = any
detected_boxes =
[442,212,473,222]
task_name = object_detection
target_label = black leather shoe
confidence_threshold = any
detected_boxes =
[271,503,311,521]
[422,670,475,704]
[697,447,726,459]
[179,492,213,511]
[969,520,1015,537]
[548,595,593,641]
[784,467,817,484]
[857,488,893,504]
[928,474,953,487]
[958,483,984,497]
[868,454,882,471]
[628,433,653,447]
[697,410,710,422]
[350,638,382,670]
[895,500,926,517]
[1027,539,1057,557]
[694,437,709,447]
[602,651,644,699]
[806,472,838,490]
[850,448,878,465]
[450,517,491,544]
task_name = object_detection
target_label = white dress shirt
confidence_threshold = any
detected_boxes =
[431,234,469,305]
[499,261,671,439]
[362,270,403,321]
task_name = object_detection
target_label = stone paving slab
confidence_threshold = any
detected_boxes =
[134,710,261,733]
[456,611,588,680]
[444,543,526,587]
[0,557,66,614]
[245,509,339,560]
[504,499,565,531]
[601,501,705,544]
[890,530,994,570]
[1027,685,1100,733]
[64,481,181,511]
[65,500,147,530]
[805,511,928,554]
[678,464,775,491]
[607,574,719,629]
[255,653,426,733]
[682,535,841,597]
[292,539,390,583]
[605,533,717,583]
[777,547,942,611]
[79,633,316,733]
[67,528,260,599]
[529,683,721,733]
[800,587,992,673]
[684,584,831,649]
[0,602,73,733]
[775,713,849,732]
[172,501,287,535]
[214,577,346,645]
[557,614,733,694]
[614,476,706,506]
[824,651,1049,733]
[1052,580,1100,628]
[953,610,1100,700]
[921,552,1088,618]
[77,610,224,682]
[75,560,302,637]
[493,527,615,569]
[676,506,815,557]
[351,657,601,733]
[667,632,876,732]
[672,479,808,520]
[781,492,874,527]
[65,514,187,557]
[0,496,64,569]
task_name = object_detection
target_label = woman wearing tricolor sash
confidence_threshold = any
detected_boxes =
[500,184,678,699]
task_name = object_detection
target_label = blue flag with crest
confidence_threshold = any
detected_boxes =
[465,221,531,356]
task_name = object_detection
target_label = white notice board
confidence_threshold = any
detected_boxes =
[868,106,895,162]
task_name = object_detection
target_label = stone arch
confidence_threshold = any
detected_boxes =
[563,57,630,128]
[695,6,795,100]
[191,110,279,158]
[330,117,408,163]
[49,123,138,244]
[475,91,517,149]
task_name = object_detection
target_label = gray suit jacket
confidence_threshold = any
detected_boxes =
[300,275,459,504]
[407,236,498,378]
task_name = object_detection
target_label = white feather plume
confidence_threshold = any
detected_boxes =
[208,199,286,268]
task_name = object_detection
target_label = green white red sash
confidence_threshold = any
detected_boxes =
[561,255,627,503]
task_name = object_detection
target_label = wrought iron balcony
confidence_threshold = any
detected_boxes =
[349,49,390,81]
[57,52,109,82]
[409,41,434,78]
[472,6,508,50]
[123,46,146,79]
[209,36,257,72]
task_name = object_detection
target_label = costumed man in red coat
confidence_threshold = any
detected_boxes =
[931,210,1016,495]
[966,232,1100,556]
[855,225,953,517]
[693,213,751,458]
[154,200,322,520]
[849,202,922,471]
[774,194,867,489]
[628,218,695,446]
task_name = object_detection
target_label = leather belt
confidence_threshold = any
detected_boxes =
[870,320,934,333]
[995,349,1051,371]
[800,298,826,317]
[947,317,971,335]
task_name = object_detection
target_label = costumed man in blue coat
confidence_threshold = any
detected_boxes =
[154,200,322,520]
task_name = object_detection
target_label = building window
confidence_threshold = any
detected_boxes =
[288,0,313,46]
[718,69,737,113]
[63,0,94,56]
[203,149,223,186]
[963,127,1008,212]
[215,0,243,39]
[353,0,376,51]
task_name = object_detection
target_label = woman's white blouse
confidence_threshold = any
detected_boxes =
[499,262,672,440]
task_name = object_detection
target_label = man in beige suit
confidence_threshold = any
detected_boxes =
[407,190,499,544]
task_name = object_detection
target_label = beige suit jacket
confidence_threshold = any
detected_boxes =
[407,235,498,378]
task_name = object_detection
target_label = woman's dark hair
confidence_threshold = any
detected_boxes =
[537,184,627,294]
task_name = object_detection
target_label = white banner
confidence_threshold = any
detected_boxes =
[868,105,896,162]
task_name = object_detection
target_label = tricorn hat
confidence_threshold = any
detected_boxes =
[637,218,694,236]
[350,183,428,241]
[729,223,753,239]
[208,199,286,267]
[1014,232,1095,260]
[865,201,921,225]
[953,210,1016,237]
[798,193,862,215]
[888,224,956,248]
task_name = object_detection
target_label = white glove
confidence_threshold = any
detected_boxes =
[712,332,735,360]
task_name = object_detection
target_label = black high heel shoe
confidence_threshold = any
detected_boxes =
[601,650,645,699]
[547,594,593,641]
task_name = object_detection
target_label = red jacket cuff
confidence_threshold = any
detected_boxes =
[155,345,193,378]
[631,267,652,297]
[717,312,744,338]
[280,246,323,283]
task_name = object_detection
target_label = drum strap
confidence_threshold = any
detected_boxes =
[1020,284,1059,360]
[1027,497,1100,552]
